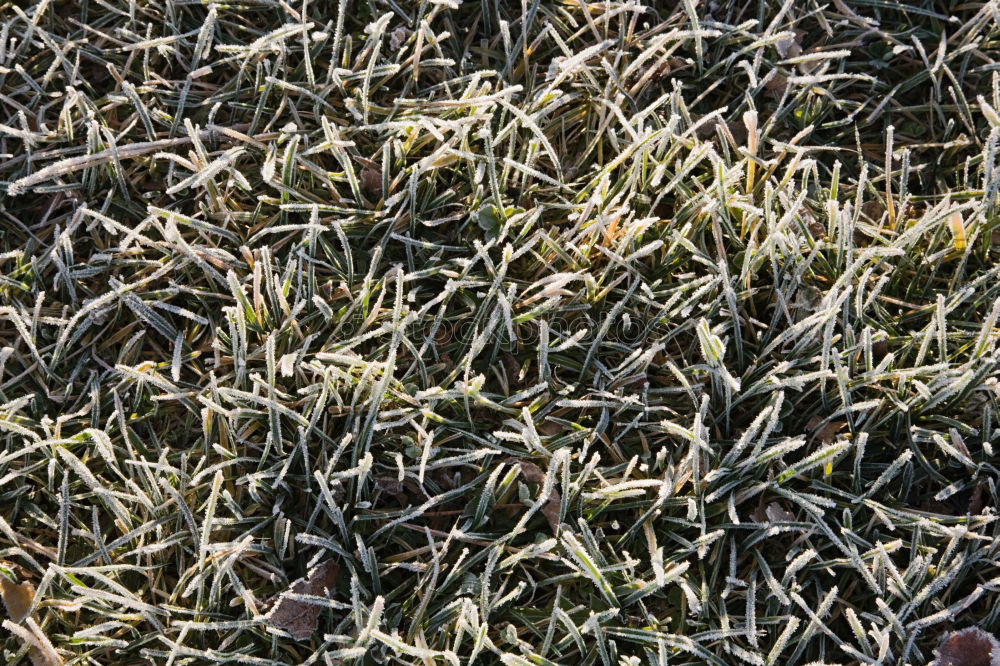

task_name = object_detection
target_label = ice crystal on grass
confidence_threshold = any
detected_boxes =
[1,0,1000,664]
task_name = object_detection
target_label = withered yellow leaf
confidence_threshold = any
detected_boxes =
[947,211,966,251]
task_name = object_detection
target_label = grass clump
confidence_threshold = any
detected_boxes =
[1,0,1000,664]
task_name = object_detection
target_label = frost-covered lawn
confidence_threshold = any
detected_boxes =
[1,1,1000,664]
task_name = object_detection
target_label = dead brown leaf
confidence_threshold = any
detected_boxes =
[266,559,339,641]
[535,418,564,437]
[765,502,796,522]
[374,476,405,495]
[775,32,802,59]
[360,167,380,195]
[970,482,986,515]
[2,573,62,664]
[807,419,847,443]
[517,460,545,485]
[764,72,788,94]
[751,501,795,524]
[389,26,412,51]
[861,199,886,224]
[693,116,748,146]
[871,338,890,363]
[932,626,999,666]
[516,460,562,534]
[1,576,35,623]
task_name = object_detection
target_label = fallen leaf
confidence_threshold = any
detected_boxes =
[861,199,886,223]
[515,460,544,485]
[1,576,35,623]
[516,460,562,534]
[808,419,847,443]
[764,502,796,523]
[266,559,339,641]
[374,476,405,495]
[693,116,747,146]
[429,468,459,491]
[932,627,1000,666]
[535,418,564,437]
[360,167,380,194]
[970,482,986,515]
[389,26,412,51]
[763,72,788,93]
[775,32,801,59]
